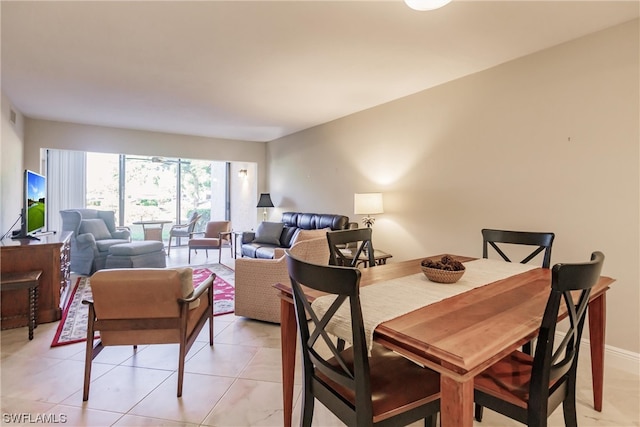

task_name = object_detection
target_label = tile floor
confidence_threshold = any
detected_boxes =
[1,246,639,426]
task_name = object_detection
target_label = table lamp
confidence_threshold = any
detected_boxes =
[354,193,383,227]
[257,193,274,222]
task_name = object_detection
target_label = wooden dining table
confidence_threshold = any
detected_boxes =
[274,255,615,427]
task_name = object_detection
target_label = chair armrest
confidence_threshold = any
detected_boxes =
[273,248,287,259]
[242,231,255,244]
[111,229,131,240]
[82,299,94,306]
[76,233,97,247]
[219,231,233,241]
[179,273,214,304]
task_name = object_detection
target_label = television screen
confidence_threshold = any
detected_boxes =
[25,170,46,234]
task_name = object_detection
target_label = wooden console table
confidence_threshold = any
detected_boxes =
[0,231,71,329]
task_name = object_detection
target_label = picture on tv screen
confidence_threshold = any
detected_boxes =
[25,170,46,234]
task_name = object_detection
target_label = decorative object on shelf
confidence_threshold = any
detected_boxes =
[257,193,274,221]
[404,0,452,11]
[421,255,466,283]
[354,193,384,227]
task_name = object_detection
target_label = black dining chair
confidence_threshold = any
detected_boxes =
[285,251,441,427]
[473,251,605,427]
[482,228,555,269]
[327,228,376,268]
[476,228,556,421]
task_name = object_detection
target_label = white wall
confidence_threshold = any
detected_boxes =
[268,20,640,354]
[0,93,25,236]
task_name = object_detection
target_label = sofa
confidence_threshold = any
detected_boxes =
[240,212,354,259]
[60,209,131,275]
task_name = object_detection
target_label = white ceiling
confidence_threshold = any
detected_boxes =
[2,1,638,142]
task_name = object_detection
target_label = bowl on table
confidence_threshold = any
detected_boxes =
[420,255,466,284]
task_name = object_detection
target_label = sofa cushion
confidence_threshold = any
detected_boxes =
[254,221,284,245]
[80,219,112,240]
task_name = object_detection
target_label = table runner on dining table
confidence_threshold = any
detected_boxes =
[311,258,539,351]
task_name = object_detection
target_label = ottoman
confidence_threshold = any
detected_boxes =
[105,241,167,269]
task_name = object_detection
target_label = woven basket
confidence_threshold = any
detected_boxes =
[421,266,465,284]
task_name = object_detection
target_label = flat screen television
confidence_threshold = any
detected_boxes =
[22,169,47,237]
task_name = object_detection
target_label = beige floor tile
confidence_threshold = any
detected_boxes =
[184,342,259,378]
[128,372,234,424]
[202,378,300,427]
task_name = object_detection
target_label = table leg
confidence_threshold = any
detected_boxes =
[440,375,474,427]
[588,292,606,412]
[280,298,297,427]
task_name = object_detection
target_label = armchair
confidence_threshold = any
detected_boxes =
[167,211,201,255]
[82,267,215,400]
[188,221,232,264]
[234,237,330,323]
[60,209,131,275]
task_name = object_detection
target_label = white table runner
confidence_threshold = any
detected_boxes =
[311,258,539,351]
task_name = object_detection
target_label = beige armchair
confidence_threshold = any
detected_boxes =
[82,268,214,400]
[234,237,330,323]
[188,221,233,264]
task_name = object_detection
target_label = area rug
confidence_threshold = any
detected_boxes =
[51,265,235,347]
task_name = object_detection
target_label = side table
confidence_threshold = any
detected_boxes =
[1,270,43,340]
[339,249,393,268]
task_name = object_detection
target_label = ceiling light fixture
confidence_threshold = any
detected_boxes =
[404,0,452,11]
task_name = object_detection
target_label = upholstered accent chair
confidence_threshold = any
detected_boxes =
[60,209,131,275]
[82,268,215,400]
[234,237,330,323]
[188,221,233,264]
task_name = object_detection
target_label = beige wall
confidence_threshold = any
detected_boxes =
[0,93,25,235]
[268,20,640,354]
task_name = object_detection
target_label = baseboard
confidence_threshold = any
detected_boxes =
[600,342,640,375]
[568,333,640,375]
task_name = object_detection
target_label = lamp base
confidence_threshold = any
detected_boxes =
[362,216,375,227]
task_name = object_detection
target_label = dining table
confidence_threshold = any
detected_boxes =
[274,254,615,427]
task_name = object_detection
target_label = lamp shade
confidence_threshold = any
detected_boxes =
[404,0,452,11]
[257,193,274,208]
[354,193,384,215]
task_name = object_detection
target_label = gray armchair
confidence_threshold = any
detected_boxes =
[60,209,131,275]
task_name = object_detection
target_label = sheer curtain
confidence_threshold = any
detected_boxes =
[47,149,86,233]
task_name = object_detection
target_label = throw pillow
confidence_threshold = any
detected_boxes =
[79,219,112,240]
[253,221,284,245]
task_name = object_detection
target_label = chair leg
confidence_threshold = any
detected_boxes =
[177,342,186,398]
[424,414,437,427]
[301,389,314,427]
[475,403,484,422]
[188,247,191,263]
[167,237,172,255]
[219,246,222,263]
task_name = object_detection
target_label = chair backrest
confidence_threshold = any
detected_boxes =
[89,268,196,344]
[204,221,231,239]
[287,236,330,265]
[529,251,604,420]
[285,252,376,423]
[186,212,201,233]
[482,228,555,268]
[327,228,375,267]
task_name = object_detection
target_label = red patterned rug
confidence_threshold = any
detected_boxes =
[51,267,234,347]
